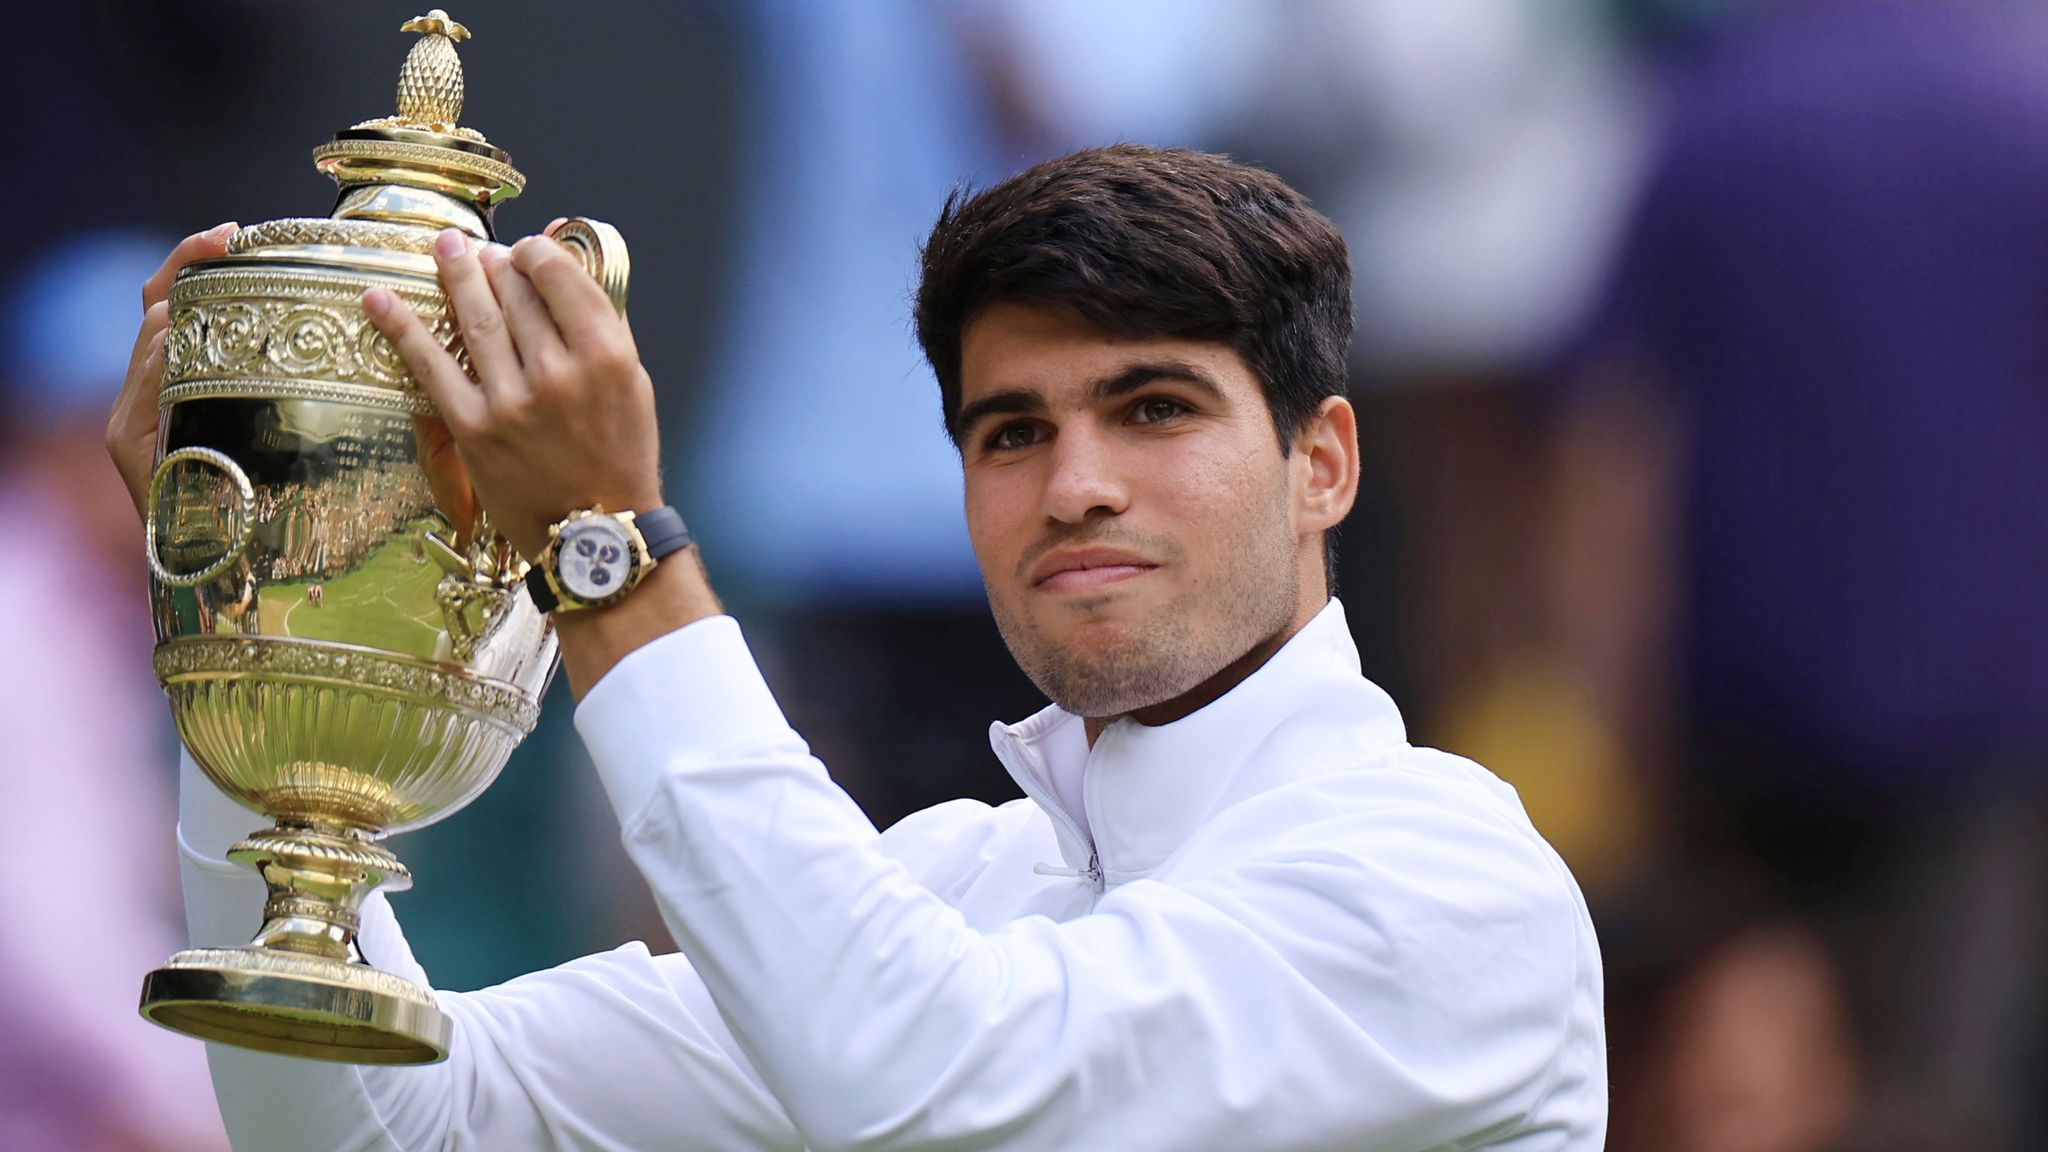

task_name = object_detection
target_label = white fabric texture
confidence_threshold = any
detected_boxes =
[179,599,1605,1150]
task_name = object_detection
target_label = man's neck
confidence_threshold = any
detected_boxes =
[1082,594,1329,746]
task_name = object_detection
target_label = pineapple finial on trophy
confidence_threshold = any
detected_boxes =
[349,9,486,142]
[396,10,470,130]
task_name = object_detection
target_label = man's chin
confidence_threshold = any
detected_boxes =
[1037,649,1203,719]
[1038,602,1151,652]
[1032,623,1199,709]
[1032,576,1167,624]
[993,589,1198,708]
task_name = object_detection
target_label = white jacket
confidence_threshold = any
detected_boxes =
[179,599,1606,1150]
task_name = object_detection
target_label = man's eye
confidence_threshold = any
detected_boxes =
[1132,398,1188,424]
[985,422,1045,451]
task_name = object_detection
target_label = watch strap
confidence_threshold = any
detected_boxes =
[635,506,693,561]
[524,561,559,613]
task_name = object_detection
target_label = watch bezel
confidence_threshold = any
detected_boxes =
[541,508,653,612]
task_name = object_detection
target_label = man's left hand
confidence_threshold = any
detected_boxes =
[363,227,664,560]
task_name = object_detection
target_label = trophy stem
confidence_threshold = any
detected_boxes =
[232,821,409,963]
[138,821,452,1065]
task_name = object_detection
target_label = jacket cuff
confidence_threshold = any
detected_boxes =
[574,614,794,828]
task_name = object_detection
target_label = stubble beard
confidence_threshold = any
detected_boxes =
[990,503,1301,720]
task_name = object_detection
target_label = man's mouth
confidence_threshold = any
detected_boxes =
[1028,547,1159,594]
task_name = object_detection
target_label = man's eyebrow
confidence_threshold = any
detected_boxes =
[952,361,1225,443]
[1092,360,1225,402]
[952,389,1047,442]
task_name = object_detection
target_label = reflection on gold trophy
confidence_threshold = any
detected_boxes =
[136,10,626,1065]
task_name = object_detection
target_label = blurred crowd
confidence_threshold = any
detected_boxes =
[4,1,2043,1149]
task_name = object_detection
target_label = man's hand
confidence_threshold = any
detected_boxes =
[363,228,663,560]
[106,222,238,515]
[367,227,720,697]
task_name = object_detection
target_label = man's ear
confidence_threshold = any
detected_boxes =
[1293,395,1360,534]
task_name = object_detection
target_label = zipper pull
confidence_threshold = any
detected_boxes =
[1034,849,1105,889]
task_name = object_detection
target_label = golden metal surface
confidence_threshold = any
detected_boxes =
[141,948,449,1065]
[319,9,520,212]
[227,218,442,255]
[160,261,464,402]
[547,218,632,316]
[394,10,471,129]
[137,9,633,1065]
[147,448,257,588]
[313,135,526,205]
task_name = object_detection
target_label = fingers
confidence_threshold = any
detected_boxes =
[512,236,622,352]
[123,297,171,390]
[107,324,170,515]
[134,325,168,400]
[124,327,169,435]
[127,221,233,407]
[480,244,565,364]
[409,414,480,534]
[126,293,171,368]
[112,220,236,518]
[362,286,487,430]
[144,222,236,309]
[432,229,524,401]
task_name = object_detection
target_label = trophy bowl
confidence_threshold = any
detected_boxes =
[136,9,625,1065]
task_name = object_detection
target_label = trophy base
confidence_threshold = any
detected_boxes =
[140,946,450,1065]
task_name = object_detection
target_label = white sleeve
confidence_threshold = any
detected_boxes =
[576,617,1588,1152]
[178,754,804,1151]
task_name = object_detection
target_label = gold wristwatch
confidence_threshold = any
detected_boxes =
[526,505,691,613]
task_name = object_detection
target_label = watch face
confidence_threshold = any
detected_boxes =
[555,515,636,602]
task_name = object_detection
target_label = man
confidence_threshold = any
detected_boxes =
[111,146,1605,1150]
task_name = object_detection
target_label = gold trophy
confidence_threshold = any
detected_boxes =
[136,10,625,1065]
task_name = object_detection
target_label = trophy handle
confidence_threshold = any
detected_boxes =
[545,217,630,317]
[146,447,258,589]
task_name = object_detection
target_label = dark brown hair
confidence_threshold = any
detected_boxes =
[915,144,1353,451]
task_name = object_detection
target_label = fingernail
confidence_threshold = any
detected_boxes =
[480,243,511,268]
[362,288,392,318]
[434,229,467,260]
[208,221,238,238]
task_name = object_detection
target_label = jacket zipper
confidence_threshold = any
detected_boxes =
[993,727,1107,894]
[1031,849,1103,890]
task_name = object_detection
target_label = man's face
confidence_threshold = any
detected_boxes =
[957,304,1307,719]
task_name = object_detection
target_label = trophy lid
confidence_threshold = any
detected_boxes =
[308,10,524,236]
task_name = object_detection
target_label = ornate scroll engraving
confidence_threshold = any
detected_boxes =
[164,268,469,395]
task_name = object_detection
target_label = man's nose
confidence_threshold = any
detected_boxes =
[1041,424,1129,523]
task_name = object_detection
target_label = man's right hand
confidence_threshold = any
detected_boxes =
[105,222,238,517]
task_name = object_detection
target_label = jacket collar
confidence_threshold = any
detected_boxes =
[988,599,1408,884]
